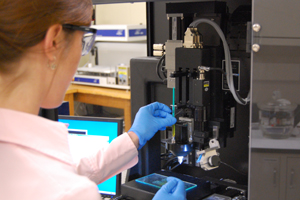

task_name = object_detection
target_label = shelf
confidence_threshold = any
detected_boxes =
[251,129,300,150]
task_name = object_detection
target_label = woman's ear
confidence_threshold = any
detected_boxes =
[43,24,63,61]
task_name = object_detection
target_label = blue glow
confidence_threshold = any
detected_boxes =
[136,173,197,191]
[196,154,203,163]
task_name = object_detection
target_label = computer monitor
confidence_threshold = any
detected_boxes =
[58,115,123,198]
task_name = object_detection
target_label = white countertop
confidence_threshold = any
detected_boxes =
[251,129,300,150]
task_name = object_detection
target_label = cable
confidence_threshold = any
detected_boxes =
[162,156,178,169]
[156,54,166,82]
[162,57,167,78]
[160,152,170,157]
[175,109,183,117]
[190,19,250,105]
[161,152,173,159]
[170,162,181,171]
[210,67,226,75]
[199,66,226,75]
[220,161,247,176]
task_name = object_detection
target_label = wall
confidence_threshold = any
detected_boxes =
[76,3,147,119]
[95,2,146,25]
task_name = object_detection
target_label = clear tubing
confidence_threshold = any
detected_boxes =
[190,18,250,105]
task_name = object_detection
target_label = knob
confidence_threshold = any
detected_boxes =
[252,44,260,52]
[252,23,261,32]
[208,155,221,167]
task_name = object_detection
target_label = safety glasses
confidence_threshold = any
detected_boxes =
[62,24,97,56]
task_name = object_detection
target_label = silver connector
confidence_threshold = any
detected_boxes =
[199,69,205,80]
[198,66,211,71]
[153,43,164,51]
[183,27,203,49]
[153,44,165,57]
[153,50,164,57]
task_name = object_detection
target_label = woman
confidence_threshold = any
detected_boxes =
[0,0,186,199]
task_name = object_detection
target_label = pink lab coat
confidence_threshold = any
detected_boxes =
[0,108,138,200]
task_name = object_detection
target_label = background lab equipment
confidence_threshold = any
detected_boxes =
[40,0,300,199]
[91,0,300,199]
[73,24,147,89]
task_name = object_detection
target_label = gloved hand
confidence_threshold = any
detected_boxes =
[129,102,176,149]
[152,177,186,200]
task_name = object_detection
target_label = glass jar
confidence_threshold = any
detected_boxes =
[258,98,297,139]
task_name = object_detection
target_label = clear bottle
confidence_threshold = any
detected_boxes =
[257,91,297,139]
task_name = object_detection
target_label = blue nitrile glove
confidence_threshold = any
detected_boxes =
[129,102,176,150]
[153,177,186,200]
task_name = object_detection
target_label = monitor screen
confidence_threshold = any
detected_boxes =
[58,115,123,197]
